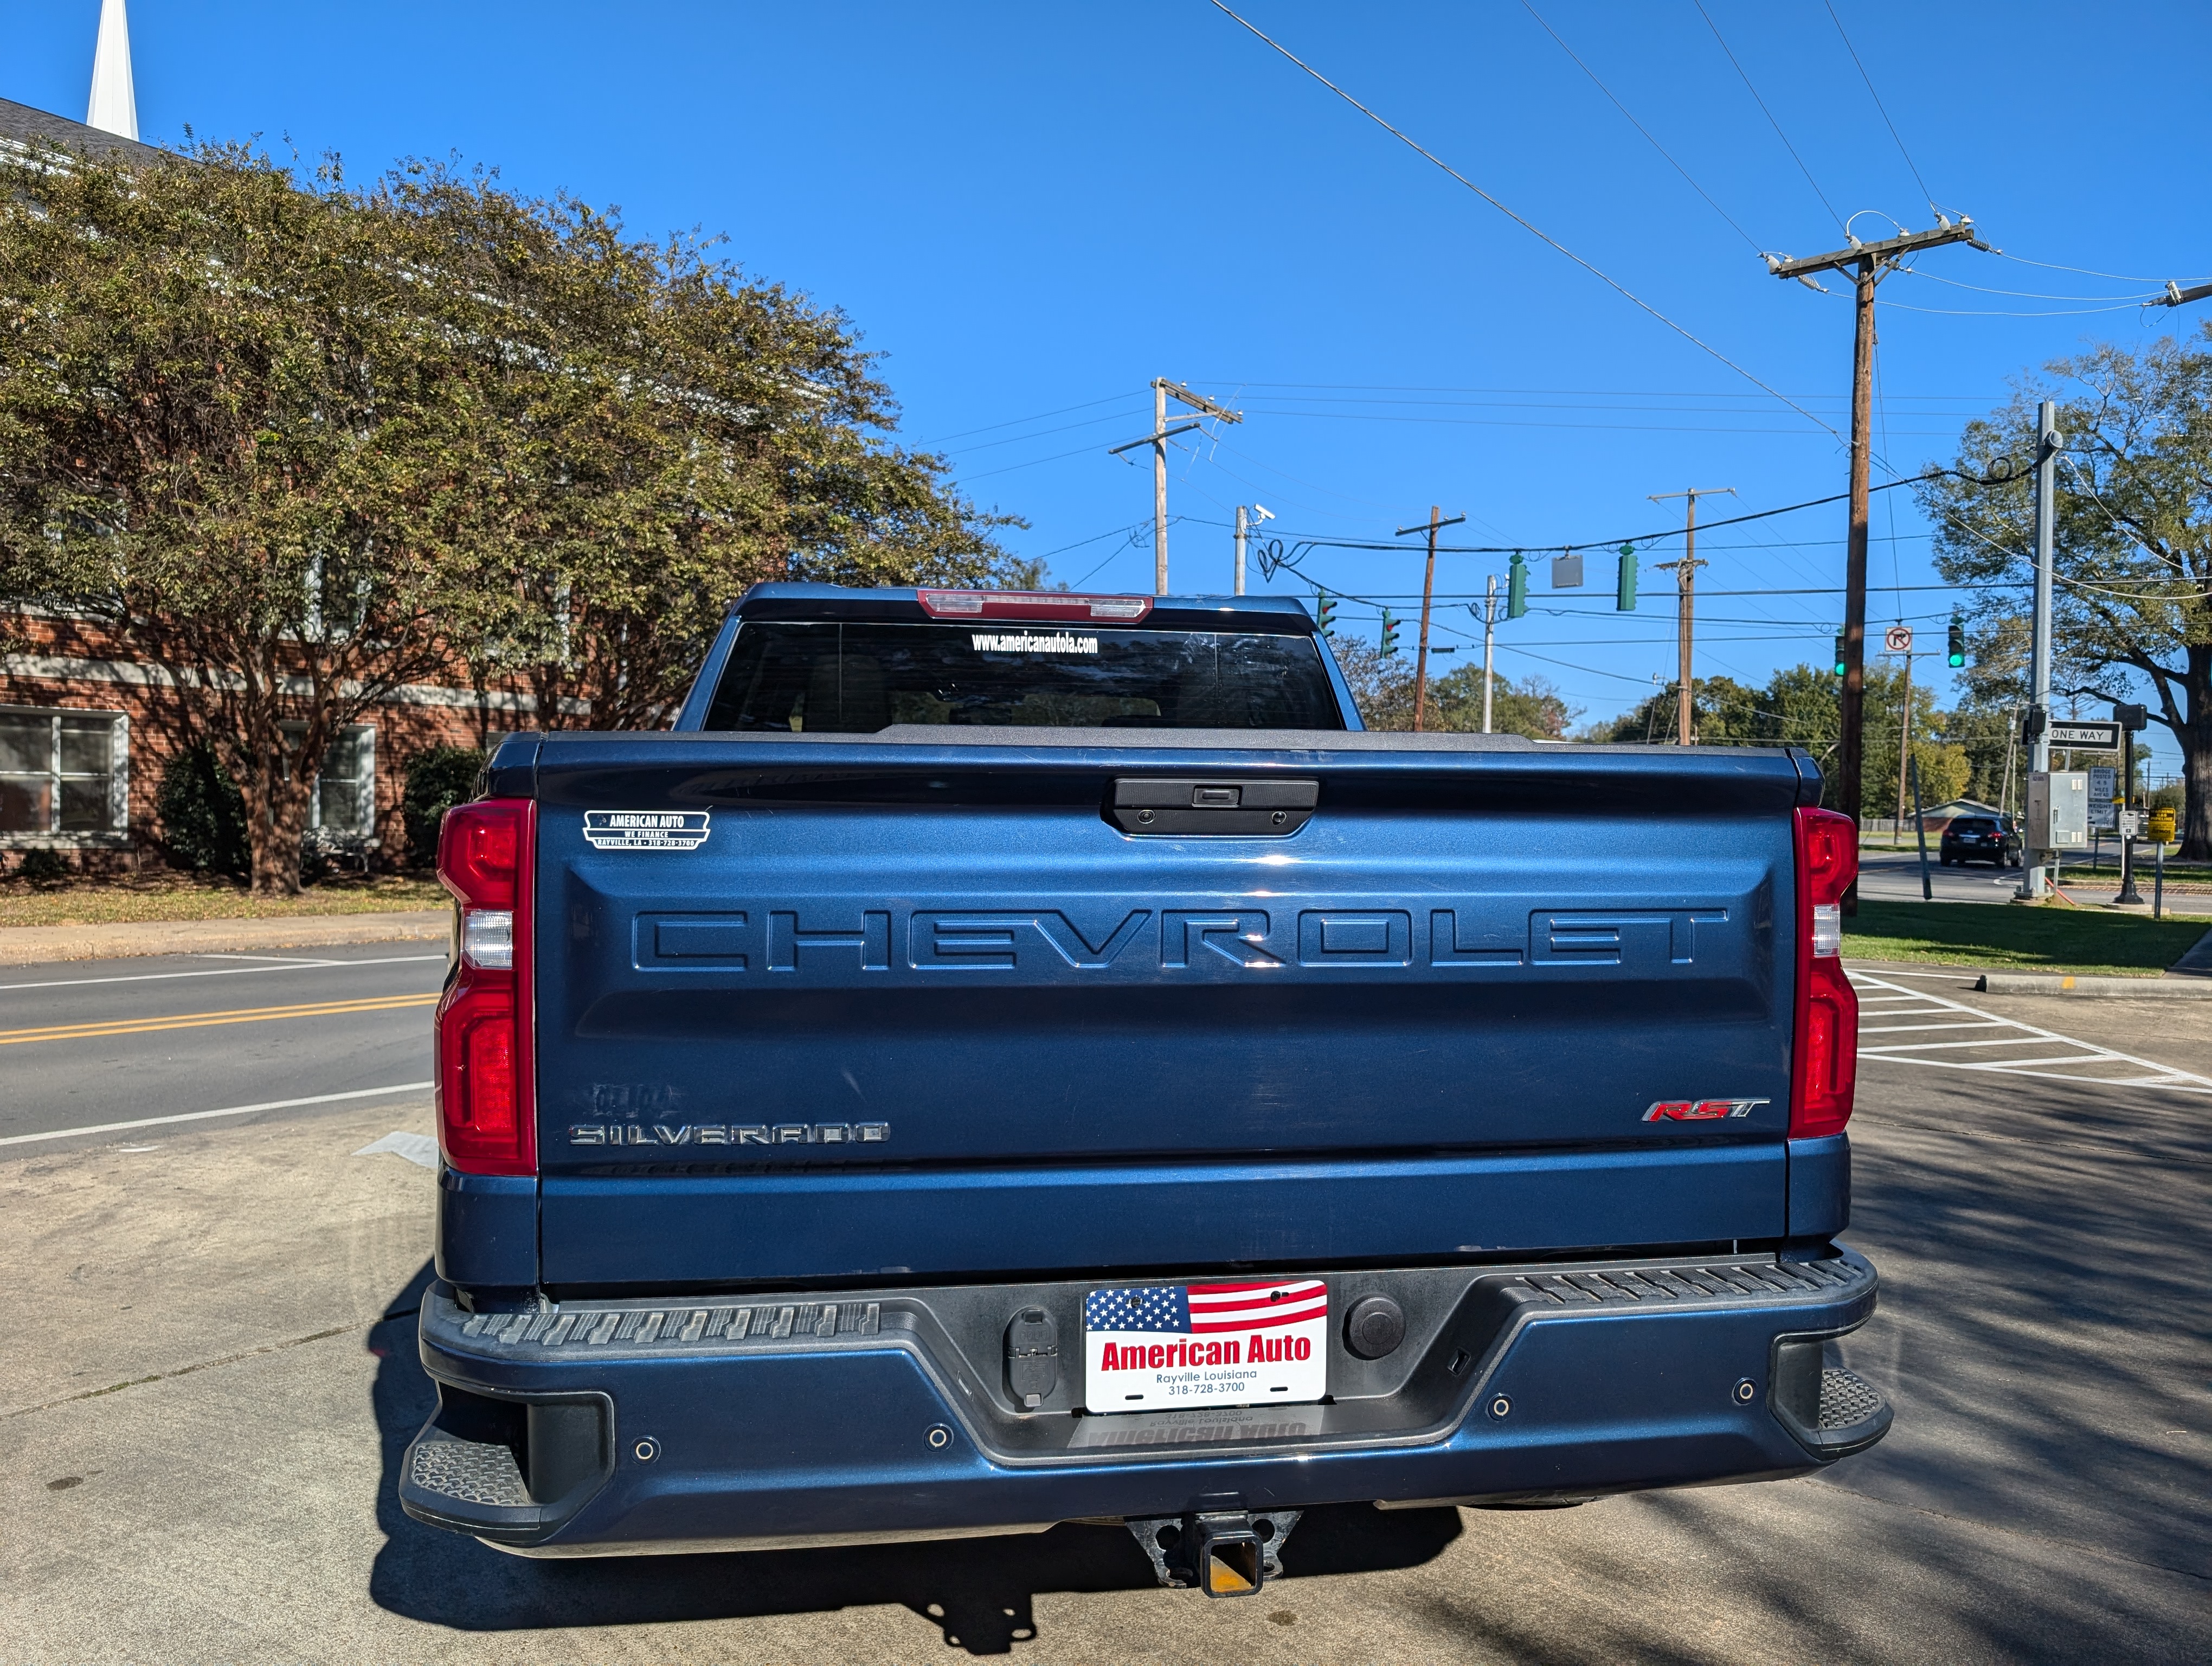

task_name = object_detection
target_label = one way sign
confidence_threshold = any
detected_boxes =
[2048,722,2121,751]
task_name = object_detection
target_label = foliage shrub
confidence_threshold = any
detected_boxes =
[157,746,250,877]
[15,847,72,886]
[402,746,486,868]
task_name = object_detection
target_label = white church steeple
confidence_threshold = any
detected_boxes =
[87,0,139,141]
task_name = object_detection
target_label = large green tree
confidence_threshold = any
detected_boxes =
[1331,636,1579,738]
[1581,663,1971,812]
[0,143,1022,889]
[1915,325,2212,858]
[380,164,1019,734]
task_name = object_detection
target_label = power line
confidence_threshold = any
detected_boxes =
[1994,252,2169,283]
[1204,1,1841,443]
[1690,0,1846,234]
[1517,0,1763,253]
[1894,270,2164,302]
[1819,0,1940,220]
[913,392,1135,448]
[1877,298,2152,319]
[1256,473,1929,562]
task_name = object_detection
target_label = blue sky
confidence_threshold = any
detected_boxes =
[6,2,2207,759]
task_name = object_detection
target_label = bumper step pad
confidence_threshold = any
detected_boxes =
[409,1436,529,1508]
[458,1298,882,1351]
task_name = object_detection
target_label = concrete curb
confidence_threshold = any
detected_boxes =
[1976,970,2212,998]
[0,909,448,966]
[2172,924,2212,978]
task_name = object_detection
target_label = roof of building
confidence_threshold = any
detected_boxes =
[0,96,161,165]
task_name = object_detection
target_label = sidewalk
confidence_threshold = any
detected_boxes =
[0,909,448,966]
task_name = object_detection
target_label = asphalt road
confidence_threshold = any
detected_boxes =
[1859,848,2212,913]
[0,944,445,1146]
[2,952,2208,1663]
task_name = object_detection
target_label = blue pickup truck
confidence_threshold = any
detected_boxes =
[402,584,1885,1595]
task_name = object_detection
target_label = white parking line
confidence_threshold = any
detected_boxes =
[0,954,445,994]
[1849,971,2212,1095]
[0,1083,435,1148]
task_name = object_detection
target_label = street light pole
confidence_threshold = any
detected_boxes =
[2019,401,2061,900]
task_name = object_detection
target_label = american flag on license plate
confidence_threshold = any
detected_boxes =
[1083,1280,1329,1335]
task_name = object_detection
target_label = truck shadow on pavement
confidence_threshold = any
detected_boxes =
[365,1262,1461,1654]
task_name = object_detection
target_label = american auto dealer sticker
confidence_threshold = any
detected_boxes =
[1083,1280,1327,1413]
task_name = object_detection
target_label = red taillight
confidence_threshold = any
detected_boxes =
[435,799,535,1176]
[917,588,1153,623]
[1791,806,1859,1139]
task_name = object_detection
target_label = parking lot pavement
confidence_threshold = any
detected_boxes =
[1,966,2207,1663]
[1858,848,2212,914]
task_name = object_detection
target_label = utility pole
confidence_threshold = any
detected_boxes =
[1476,575,1499,733]
[1769,220,1989,901]
[1395,505,1466,732]
[1650,488,1734,745]
[2018,401,2062,900]
[1106,380,1242,594]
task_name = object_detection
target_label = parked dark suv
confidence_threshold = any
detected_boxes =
[1939,815,2022,867]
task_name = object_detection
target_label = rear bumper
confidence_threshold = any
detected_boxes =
[402,1247,1888,1554]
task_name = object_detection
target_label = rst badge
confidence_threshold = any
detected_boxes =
[1643,1097,1771,1122]
[583,810,710,851]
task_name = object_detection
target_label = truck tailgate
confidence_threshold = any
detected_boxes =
[529,731,1807,1289]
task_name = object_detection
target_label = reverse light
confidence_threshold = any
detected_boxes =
[1791,806,1860,1140]
[918,588,1153,623]
[436,799,536,1176]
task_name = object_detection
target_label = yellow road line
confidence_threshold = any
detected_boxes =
[0,992,440,1047]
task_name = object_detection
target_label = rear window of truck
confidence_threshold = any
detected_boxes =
[703,620,1346,732]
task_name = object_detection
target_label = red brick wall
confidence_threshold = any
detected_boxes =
[2,610,535,870]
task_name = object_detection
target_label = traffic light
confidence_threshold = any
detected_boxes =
[1315,590,1336,634]
[1507,552,1528,620]
[1380,609,1399,656]
[1832,635,1848,677]
[1616,543,1637,612]
[1946,616,1966,669]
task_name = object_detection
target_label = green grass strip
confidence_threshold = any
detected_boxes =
[1843,899,2210,976]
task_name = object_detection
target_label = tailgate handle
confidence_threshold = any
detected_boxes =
[1109,778,1318,836]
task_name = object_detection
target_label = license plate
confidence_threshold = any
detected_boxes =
[1082,1280,1328,1413]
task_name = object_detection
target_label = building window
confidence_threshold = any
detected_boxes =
[280,723,376,836]
[0,706,129,841]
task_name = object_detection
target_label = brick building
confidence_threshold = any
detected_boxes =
[1,93,536,873]
[2,605,536,871]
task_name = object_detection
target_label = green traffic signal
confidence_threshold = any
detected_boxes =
[1507,552,1528,620]
[1832,635,1848,677]
[1946,617,1966,669]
